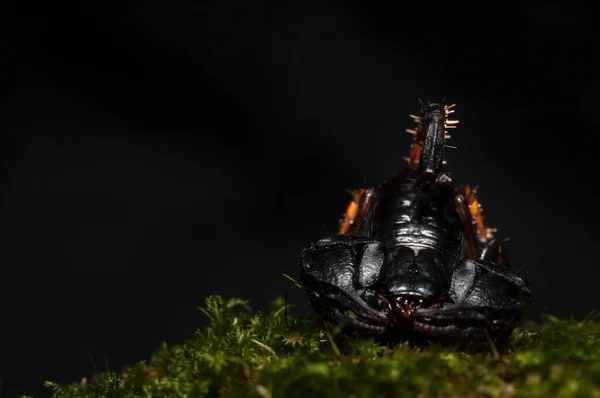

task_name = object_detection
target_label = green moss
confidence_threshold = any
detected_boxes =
[36,294,600,398]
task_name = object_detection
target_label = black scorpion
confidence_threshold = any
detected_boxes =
[299,99,533,346]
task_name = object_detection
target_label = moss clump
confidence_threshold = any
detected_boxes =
[39,295,600,398]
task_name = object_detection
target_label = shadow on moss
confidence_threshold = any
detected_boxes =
[26,292,600,398]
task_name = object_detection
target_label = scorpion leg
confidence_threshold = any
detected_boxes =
[300,235,389,335]
[455,185,497,245]
[454,184,498,260]
[480,238,510,266]
[339,188,375,235]
[454,194,479,260]
[412,258,533,343]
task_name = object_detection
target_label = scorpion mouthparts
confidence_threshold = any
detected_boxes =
[401,302,416,317]
[389,294,429,319]
[396,296,420,317]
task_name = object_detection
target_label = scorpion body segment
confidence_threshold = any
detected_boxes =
[300,99,533,346]
[371,170,463,260]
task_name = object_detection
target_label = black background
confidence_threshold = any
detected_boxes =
[1,1,598,397]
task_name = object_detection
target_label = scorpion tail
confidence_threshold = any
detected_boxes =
[403,98,459,178]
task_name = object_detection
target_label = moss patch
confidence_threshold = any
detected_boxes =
[24,295,600,398]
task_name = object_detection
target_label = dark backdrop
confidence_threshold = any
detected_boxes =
[1,2,597,397]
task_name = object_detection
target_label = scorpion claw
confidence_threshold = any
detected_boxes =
[413,304,516,323]
[411,304,522,341]
[308,286,389,335]
[412,321,485,340]
[300,236,389,335]
[326,290,389,324]
[407,258,532,342]
[323,306,387,335]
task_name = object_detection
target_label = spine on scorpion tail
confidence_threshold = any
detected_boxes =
[404,99,459,179]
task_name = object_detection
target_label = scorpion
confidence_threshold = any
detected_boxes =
[299,99,533,346]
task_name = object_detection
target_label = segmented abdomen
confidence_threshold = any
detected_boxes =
[370,173,463,261]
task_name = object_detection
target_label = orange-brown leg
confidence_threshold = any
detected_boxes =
[455,185,497,244]
[454,194,480,260]
[454,184,498,260]
[339,188,375,235]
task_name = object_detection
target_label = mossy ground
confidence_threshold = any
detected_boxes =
[15,290,600,398]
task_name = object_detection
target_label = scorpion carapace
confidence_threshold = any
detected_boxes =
[300,98,533,346]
